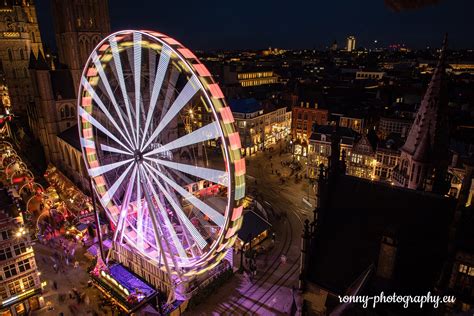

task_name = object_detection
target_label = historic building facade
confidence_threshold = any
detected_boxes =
[27,0,110,193]
[291,102,328,157]
[0,189,43,315]
[0,0,43,114]
[51,0,110,89]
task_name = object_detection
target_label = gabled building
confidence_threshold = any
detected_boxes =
[346,134,376,180]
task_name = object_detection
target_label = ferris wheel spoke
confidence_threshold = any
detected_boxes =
[136,167,144,250]
[141,74,200,151]
[113,164,137,243]
[145,162,225,227]
[141,169,189,262]
[100,144,133,155]
[148,48,156,94]
[159,68,180,122]
[143,163,208,250]
[133,32,142,145]
[145,157,228,187]
[140,45,172,150]
[88,158,134,177]
[99,161,135,206]
[92,51,135,147]
[110,36,138,148]
[144,122,220,157]
[81,77,135,150]
[78,107,131,152]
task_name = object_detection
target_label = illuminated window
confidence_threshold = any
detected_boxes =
[8,280,21,295]
[3,264,17,278]
[22,276,35,290]
[0,287,7,299]
[458,264,474,276]
[17,259,31,273]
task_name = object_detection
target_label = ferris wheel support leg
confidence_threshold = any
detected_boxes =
[139,166,176,303]
[89,177,105,261]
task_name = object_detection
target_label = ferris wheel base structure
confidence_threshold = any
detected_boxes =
[77,30,245,306]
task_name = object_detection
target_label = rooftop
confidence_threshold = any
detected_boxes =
[308,175,455,299]
[238,210,271,241]
[57,125,81,152]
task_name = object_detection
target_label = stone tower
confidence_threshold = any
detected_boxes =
[0,0,43,114]
[51,0,111,89]
[393,35,449,192]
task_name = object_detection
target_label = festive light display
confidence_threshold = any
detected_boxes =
[78,30,245,278]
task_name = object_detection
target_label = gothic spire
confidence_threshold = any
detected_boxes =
[400,34,448,163]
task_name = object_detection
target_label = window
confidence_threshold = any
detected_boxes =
[22,276,35,290]
[3,264,17,278]
[0,247,13,260]
[8,280,21,295]
[65,106,70,118]
[0,287,7,299]
[20,49,24,60]
[17,259,31,273]
[7,49,12,62]
[14,243,27,256]
[458,264,474,276]
[60,107,65,119]
[1,230,11,241]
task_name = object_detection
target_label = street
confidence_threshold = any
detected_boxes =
[187,141,314,315]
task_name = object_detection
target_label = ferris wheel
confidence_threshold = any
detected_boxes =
[77,30,245,279]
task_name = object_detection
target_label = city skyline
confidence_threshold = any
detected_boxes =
[35,0,474,51]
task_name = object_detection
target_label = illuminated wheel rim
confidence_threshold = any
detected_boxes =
[78,30,245,275]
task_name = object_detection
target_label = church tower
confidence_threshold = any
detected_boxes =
[393,35,449,193]
[0,0,43,113]
[51,0,111,89]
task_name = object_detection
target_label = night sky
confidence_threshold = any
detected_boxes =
[36,0,474,51]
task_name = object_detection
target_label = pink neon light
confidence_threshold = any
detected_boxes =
[95,176,106,186]
[148,31,164,37]
[219,107,234,124]
[85,147,96,155]
[89,161,99,168]
[162,37,182,46]
[98,44,109,52]
[194,64,211,77]
[82,128,93,138]
[228,132,241,151]
[87,67,98,77]
[82,97,92,106]
[234,158,246,176]
[231,206,243,221]
[225,225,236,239]
[178,48,197,60]
[208,84,224,99]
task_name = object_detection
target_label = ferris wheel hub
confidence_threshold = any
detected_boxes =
[133,150,144,163]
